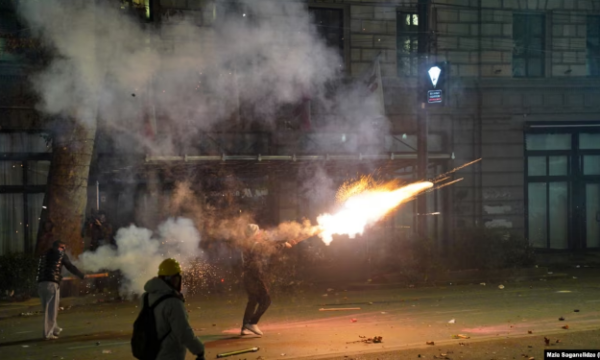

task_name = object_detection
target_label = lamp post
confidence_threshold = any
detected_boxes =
[417,0,430,239]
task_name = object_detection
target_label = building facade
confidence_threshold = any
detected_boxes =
[1,0,599,255]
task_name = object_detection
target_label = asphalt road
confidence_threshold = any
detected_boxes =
[1,270,599,360]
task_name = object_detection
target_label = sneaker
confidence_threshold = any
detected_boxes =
[243,323,263,336]
[44,334,59,340]
[53,327,63,336]
[240,328,253,336]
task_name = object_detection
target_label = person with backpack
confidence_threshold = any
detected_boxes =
[132,258,205,360]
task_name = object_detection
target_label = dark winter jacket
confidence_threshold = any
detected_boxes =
[242,240,287,279]
[142,277,205,360]
[36,248,85,284]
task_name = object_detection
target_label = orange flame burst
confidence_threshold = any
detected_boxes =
[316,181,433,245]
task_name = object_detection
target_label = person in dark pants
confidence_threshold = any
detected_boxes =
[240,224,296,336]
[36,240,86,340]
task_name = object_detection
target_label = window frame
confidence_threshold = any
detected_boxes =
[307,3,350,72]
[524,122,600,251]
[0,131,51,254]
[587,15,600,77]
[396,10,420,77]
[512,13,546,78]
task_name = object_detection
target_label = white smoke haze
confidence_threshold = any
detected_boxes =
[16,0,354,155]
[77,217,202,297]
[16,0,394,266]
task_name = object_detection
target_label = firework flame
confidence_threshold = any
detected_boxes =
[316,181,433,245]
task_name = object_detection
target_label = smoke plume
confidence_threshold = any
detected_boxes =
[77,217,202,297]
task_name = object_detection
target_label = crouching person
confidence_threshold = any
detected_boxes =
[132,258,205,360]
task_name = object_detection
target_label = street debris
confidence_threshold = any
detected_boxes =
[351,318,357,323]
[480,282,486,286]
[216,347,259,358]
[545,337,550,346]
[380,312,387,314]
[458,342,469,346]
[347,335,382,344]
[448,318,455,324]
[562,325,569,329]
[528,330,533,334]
[319,307,361,311]
[559,317,565,321]
[452,334,470,339]
[20,312,35,316]
[574,309,580,312]
[102,350,112,354]
[368,302,373,305]
[573,276,578,279]
[322,294,328,297]
[498,285,505,289]
[426,341,435,345]
[327,288,334,292]
[22,345,29,348]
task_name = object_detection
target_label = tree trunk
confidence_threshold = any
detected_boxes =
[45,120,96,256]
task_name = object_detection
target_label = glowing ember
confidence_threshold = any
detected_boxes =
[316,181,433,245]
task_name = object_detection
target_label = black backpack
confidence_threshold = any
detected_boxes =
[131,293,179,360]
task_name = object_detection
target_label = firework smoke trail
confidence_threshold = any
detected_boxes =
[308,159,480,245]
[315,181,433,245]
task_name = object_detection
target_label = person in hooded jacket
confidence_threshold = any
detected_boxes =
[240,224,297,336]
[36,240,86,340]
[141,258,205,360]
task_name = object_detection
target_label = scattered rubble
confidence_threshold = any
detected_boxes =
[426,341,435,345]
[448,319,455,324]
[562,325,569,329]
[559,317,565,321]
[452,334,470,339]
[498,285,505,289]
[347,335,382,344]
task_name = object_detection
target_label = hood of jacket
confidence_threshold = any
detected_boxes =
[143,277,182,306]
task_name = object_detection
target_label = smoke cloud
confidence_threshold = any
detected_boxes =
[77,217,202,297]
[16,0,394,276]
[16,0,354,154]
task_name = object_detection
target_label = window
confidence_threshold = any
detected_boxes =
[396,12,419,77]
[0,132,51,255]
[309,7,344,65]
[525,129,600,250]
[513,14,545,77]
[525,134,570,249]
[587,16,600,76]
